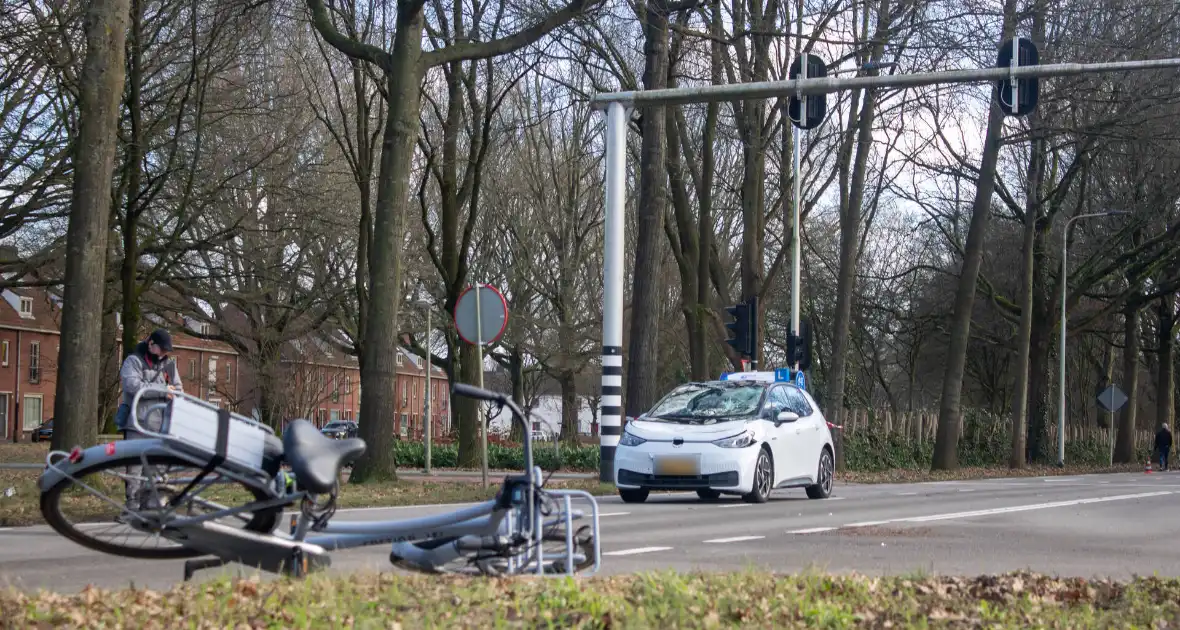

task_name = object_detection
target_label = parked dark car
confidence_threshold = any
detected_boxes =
[31,418,53,442]
[320,421,359,439]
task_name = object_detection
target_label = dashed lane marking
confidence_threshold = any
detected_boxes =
[603,546,673,556]
[704,535,766,544]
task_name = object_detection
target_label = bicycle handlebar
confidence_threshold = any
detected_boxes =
[450,382,534,480]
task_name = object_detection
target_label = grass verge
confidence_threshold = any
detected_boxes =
[837,463,1146,484]
[0,466,614,528]
[5,569,1180,628]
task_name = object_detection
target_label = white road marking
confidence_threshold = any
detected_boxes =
[958,489,976,493]
[788,527,836,534]
[844,520,890,527]
[600,512,631,517]
[899,491,1171,523]
[828,496,847,501]
[704,535,766,544]
[897,492,918,496]
[603,546,673,556]
[718,503,753,509]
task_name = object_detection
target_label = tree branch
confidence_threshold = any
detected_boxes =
[420,0,603,67]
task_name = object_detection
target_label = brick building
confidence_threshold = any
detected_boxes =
[0,286,60,440]
[1,283,450,441]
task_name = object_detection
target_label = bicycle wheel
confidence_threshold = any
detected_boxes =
[41,453,281,559]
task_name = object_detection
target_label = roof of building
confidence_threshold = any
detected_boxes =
[0,285,61,334]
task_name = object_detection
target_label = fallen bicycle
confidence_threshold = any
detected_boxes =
[37,383,600,581]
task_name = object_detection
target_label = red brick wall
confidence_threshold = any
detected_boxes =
[391,372,449,439]
[0,329,59,440]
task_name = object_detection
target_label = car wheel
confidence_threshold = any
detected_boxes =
[742,448,773,503]
[619,488,649,503]
[806,447,834,499]
[696,488,721,501]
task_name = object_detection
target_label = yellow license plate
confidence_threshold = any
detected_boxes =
[655,456,699,476]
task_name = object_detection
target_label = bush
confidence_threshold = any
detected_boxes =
[390,427,1150,473]
[392,440,600,471]
[842,426,1150,472]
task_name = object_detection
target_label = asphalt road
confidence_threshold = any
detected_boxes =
[3,471,1179,593]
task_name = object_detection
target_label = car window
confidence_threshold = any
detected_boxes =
[765,386,790,413]
[783,386,813,416]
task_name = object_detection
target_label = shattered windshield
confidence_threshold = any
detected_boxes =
[644,383,765,423]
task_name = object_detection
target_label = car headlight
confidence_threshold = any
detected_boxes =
[619,430,646,447]
[712,430,757,448]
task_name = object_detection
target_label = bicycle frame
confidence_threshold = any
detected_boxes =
[39,384,602,580]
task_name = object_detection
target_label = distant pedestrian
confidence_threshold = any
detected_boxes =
[1155,423,1172,471]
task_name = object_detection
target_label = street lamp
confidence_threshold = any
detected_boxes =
[1057,210,1131,466]
[417,297,433,475]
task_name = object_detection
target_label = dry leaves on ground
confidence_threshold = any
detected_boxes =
[4,570,1180,629]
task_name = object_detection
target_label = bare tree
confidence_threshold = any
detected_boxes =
[305,0,606,480]
[51,0,131,451]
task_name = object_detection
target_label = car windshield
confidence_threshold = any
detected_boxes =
[323,423,348,430]
[644,383,764,423]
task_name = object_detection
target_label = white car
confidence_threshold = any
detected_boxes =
[613,375,835,503]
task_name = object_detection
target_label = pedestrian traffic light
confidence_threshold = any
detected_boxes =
[725,297,757,357]
[788,53,829,129]
[996,37,1039,117]
[786,318,813,371]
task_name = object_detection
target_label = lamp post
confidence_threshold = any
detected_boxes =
[1057,210,1131,466]
[417,297,433,475]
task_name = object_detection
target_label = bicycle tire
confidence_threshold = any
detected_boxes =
[41,453,281,560]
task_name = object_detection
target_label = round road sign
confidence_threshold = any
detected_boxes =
[453,284,508,346]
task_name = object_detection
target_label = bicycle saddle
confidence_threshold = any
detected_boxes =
[282,419,366,494]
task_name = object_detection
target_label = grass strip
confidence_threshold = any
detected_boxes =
[0,468,614,528]
[4,569,1180,628]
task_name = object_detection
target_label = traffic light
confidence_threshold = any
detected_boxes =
[786,318,813,371]
[996,37,1039,117]
[788,53,829,129]
[725,297,758,357]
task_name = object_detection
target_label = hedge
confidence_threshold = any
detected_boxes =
[391,431,1149,473]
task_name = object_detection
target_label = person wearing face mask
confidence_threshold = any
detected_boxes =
[115,328,183,515]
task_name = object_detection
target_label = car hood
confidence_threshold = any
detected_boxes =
[626,418,755,442]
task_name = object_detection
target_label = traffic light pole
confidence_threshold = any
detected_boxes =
[789,8,805,375]
[590,57,1180,106]
[591,53,1180,483]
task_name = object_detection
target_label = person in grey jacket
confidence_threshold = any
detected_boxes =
[116,329,183,513]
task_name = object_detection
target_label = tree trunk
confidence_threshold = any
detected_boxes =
[1008,207,1038,469]
[51,0,130,453]
[560,372,578,444]
[509,346,524,442]
[456,340,482,467]
[99,297,120,433]
[353,59,375,367]
[695,0,721,379]
[931,0,1018,470]
[825,75,880,468]
[1157,294,1176,433]
[1008,5,1046,469]
[119,0,145,357]
[1115,304,1140,463]
[350,9,425,483]
[625,0,670,415]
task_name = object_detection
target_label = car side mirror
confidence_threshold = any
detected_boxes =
[776,410,800,424]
